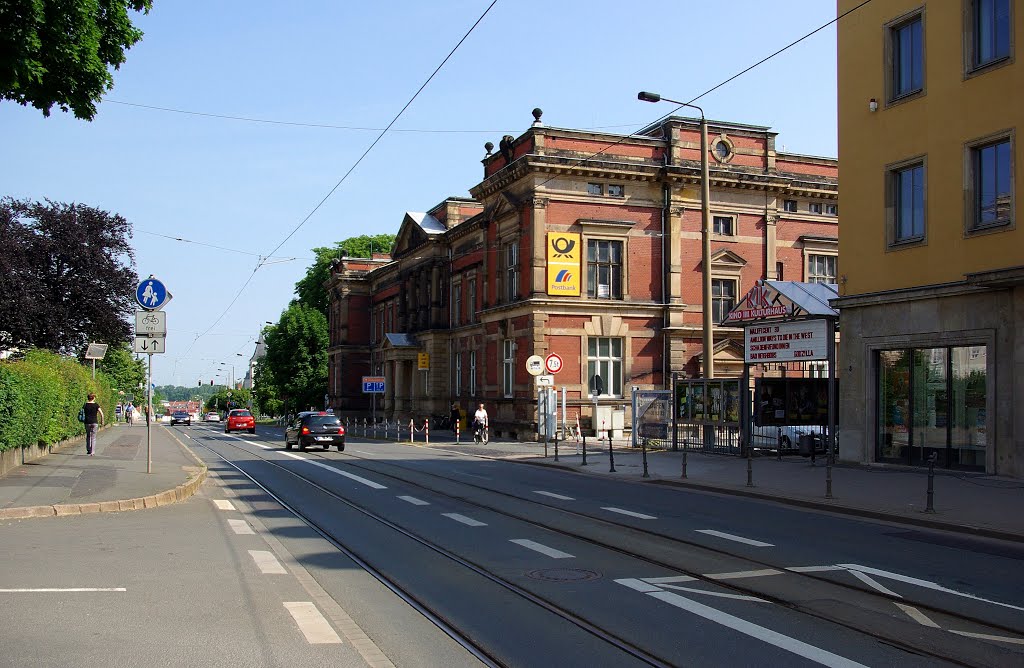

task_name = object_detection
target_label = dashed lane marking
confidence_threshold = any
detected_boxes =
[278,451,386,489]
[249,550,287,574]
[443,513,487,527]
[696,530,773,547]
[283,602,343,644]
[213,500,236,511]
[533,490,574,500]
[510,539,574,559]
[602,507,657,520]
[398,495,430,506]
[228,519,254,535]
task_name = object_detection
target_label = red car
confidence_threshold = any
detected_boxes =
[225,409,256,434]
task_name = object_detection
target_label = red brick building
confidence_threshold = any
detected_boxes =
[326,112,838,438]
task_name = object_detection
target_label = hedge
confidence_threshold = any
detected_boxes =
[0,350,114,452]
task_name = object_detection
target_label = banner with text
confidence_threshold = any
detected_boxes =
[744,319,828,363]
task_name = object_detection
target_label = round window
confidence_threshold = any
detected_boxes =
[714,141,731,160]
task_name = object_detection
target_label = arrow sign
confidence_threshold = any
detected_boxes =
[133,336,165,354]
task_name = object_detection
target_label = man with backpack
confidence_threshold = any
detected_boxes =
[80,393,105,456]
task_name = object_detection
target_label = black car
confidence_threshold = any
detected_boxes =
[170,410,191,426]
[285,413,345,451]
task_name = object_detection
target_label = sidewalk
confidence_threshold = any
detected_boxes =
[0,422,206,520]
[415,430,1024,542]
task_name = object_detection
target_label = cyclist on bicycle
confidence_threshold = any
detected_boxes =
[125,402,134,426]
[473,403,489,444]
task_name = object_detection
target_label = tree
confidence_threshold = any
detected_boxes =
[251,359,282,418]
[0,0,153,120]
[293,234,395,315]
[0,197,137,353]
[96,342,144,393]
[263,304,328,414]
[205,387,251,413]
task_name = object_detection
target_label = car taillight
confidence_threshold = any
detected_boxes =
[301,426,310,435]
[338,426,345,435]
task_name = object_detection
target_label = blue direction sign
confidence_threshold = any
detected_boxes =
[136,276,170,310]
[362,376,385,393]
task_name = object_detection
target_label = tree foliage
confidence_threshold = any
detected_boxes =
[0,197,137,354]
[0,0,153,120]
[293,234,395,315]
[205,387,251,413]
[95,342,144,393]
[262,304,328,414]
[251,357,281,417]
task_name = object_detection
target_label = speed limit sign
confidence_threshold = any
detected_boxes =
[544,353,563,374]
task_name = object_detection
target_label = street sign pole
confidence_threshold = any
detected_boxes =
[147,352,153,474]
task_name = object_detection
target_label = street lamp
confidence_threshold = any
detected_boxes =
[638,91,714,380]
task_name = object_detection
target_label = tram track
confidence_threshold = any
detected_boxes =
[189,427,1024,667]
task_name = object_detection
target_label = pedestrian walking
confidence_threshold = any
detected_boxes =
[81,393,105,456]
[449,402,461,432]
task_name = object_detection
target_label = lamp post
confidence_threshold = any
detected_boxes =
[638,91,714,380]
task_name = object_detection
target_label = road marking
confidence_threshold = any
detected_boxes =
[696,530,773,547]
[645,575,698,584]
[617,578,664,593]
[533,490,574,500]
[848,570,901,597]
[510,539,574,559]
[0,588,126,593]
[283,602,342,644]
[659,584,767,602]
[443,513,487,527]
[279,451,386,489]
[895,604,940,628]
[249,550,287,574]
[643,589,868,668]
[837,564,1024,612]
[228,519,254,535]
[354,450,373,455]
[950,630,1024,645]
[706,569,783,581]
[602,507,657,520]
[451,470,491,480]
[398,495,430,506]
[213,500,236,511]
[788,565,844,573]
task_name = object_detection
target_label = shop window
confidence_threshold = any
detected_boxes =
[587,239,623,299]
[588,337,623,397]
[711,278,736,324]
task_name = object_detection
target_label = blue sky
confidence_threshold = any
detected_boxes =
[0,1,838,387]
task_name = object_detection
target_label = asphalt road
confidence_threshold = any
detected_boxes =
[175,423,1024,667]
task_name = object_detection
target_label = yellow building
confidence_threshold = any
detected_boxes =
[836,0,1023,476]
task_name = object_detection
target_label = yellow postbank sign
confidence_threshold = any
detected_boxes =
[547,232,581,296]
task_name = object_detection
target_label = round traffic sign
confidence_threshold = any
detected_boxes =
[136,276,169,310]
[525,355,545,376]
[544,353,563,374]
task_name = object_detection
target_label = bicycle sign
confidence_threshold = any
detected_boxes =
[135,310,167,336]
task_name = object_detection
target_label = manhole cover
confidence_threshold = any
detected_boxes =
[526,568,601,583]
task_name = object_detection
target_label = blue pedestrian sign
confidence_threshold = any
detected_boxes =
[136,276,170,310]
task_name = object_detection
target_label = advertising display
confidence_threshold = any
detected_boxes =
[754,377,838,427]
[546,233,581,296]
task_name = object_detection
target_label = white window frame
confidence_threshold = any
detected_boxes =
[711,278,737,324]
[587,182,604,195]
[807,254,838,284]
[607,184,625,197]
[586,238,624,299]
[808,202,823,215]
[712,214,735,236]
[587,337,623,398]
[504,241,519,303]
[454,351,462,396]
[469,350,477,395]
[783,199,798,213]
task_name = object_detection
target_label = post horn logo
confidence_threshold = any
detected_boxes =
[551,237,576,257]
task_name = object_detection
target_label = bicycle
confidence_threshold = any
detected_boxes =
[473,421,488,444]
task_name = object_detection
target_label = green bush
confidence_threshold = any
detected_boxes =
[0,350,114,452]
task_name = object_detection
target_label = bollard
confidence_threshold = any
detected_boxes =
[681,448,687,478]
[425,419,429,444]
[456,420,460,444]
[746,442,754,487]
[825,433,834,500]
[409,419,414,443]
[777,428,782,462]
[641,437,649,478]
[605,420,615,473]
[554,432,559,462]
[925,452,937,513]
[581,424,588,466]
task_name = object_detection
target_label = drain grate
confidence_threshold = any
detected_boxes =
[526,568,601,583]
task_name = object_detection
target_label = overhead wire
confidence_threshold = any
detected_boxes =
[176,0,500,364]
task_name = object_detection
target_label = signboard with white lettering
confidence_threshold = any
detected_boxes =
[744,320,827,363]
[362,376,385,393]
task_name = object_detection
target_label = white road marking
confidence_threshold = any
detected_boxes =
[848,570,901,597]
[398,495,430,506]
[645,590,868,668]
[788,565,844,573]
[283,602,342,644]
[228,519,254,535]
[660,584,768,602]
[213,500,236,511]
[706,569,783,581]
[602,507,657,520]
[0,588,126,593]
[510,539,574,559]
[279,451,386,489]
[838,564,1024,612]
[895,603,940,628]
[616,578,664,593]
[534,491,574,500]
[443,513,487,527]
[451,470,490,480]
[696,530,773,547]
[950,630,1024,645]
[249,550,287,574]
[354,450,373,455]
[644,575,698,584]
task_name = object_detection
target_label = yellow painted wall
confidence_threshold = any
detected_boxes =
[838,0,1023,295]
